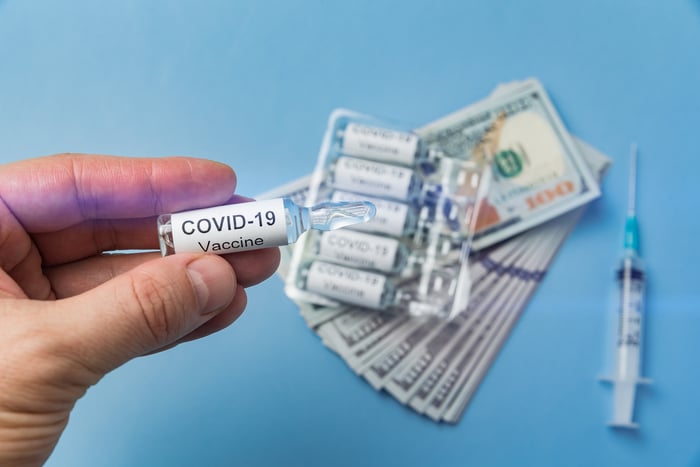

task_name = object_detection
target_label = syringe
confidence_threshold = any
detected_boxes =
[600,143,651,429]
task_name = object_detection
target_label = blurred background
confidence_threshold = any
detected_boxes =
[0,1,698,465]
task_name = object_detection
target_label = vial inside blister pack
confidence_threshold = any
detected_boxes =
[285,109,491,320]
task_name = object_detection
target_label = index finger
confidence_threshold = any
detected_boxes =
[0,153,237,232]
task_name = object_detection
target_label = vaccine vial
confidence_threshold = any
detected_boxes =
[157,197,375,256]
[336,122,425,166]
[329,156,423,202]
[296,260,403,310]
[313,229,410,274]
[330,190,417,237]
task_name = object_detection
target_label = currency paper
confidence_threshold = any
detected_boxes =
[417,78,601,250]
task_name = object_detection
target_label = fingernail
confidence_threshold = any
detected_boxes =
[186,256,236,315]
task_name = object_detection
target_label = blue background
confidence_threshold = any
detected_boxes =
[1,1,699,465]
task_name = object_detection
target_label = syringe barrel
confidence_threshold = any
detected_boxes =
[614,251,646,381]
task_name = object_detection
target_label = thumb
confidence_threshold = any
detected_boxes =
[56,254,237,374]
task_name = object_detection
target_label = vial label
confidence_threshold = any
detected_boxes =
[331,191,410,236]
[318,230,400,272]
[341,123,419,166]
[305,261,387,309]
[170,198,287,254]
[332,156,414,200]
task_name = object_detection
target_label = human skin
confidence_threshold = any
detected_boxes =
[0,154,280,466]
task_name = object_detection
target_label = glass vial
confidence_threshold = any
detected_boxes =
[296,260,398,310]
[329,156,423,201]
[336,122,425,166]
[313,229,410,274]
[158,197,374,256]
[330,190,417,237]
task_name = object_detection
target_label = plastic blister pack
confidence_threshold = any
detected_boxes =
[285,109,492,320]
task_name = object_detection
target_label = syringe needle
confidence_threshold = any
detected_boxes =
[628,143,638,217]
[624,145,640,253]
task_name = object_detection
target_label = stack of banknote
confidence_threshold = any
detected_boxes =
[259,80,610,423]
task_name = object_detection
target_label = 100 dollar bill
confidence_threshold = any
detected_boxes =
[416,78,601,250]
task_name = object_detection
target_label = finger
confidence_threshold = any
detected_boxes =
[0,269,28,299]
[0,154,236,232]
[31,195,258,266]
[52,254,240,374]
[44,253,160,298]
[32,217,158,266]
[44,247,280,298]
[222,247,281,287]
[2,242,54,300]
[0,199,52,299]
[179,286,248,342]
[145,286,248,355]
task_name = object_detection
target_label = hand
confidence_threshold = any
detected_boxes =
[0,154,280,466]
